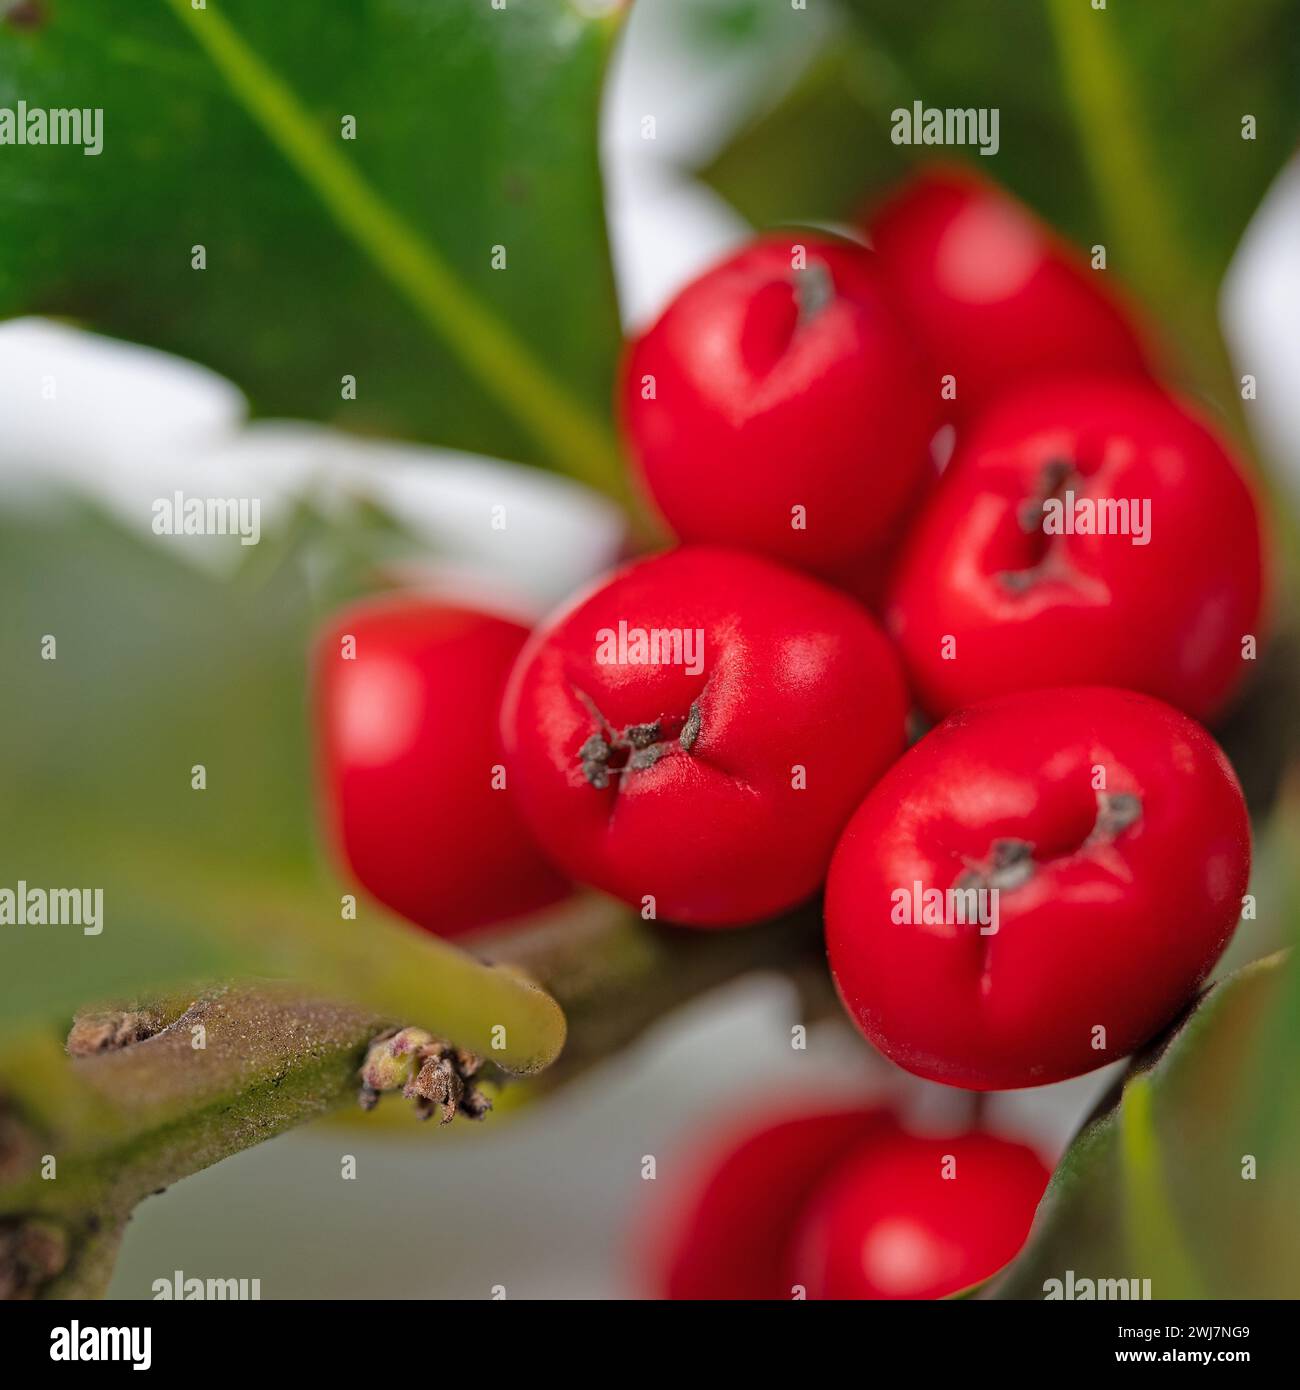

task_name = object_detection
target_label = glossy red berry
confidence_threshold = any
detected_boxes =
[501,546,907,926]
[787,1126,1050,1299]
[826,687,1251,1090]
[621,235,940,588]
[868,164,1153,412]
[885,376,1267,723]
[648,1106,895,1300]
[314,594,569,938]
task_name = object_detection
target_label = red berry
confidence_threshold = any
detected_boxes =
[501,546,907,926]
[621,235,940,587]
[314,594,569,937]
[885,376,1267,723]
[787,1126,1050,1299]
[648,1106,895,1300]
[826,687,1250,1090]
[868,164,1153,412]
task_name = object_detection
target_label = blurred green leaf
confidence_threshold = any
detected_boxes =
[683,0,791,49]
[702,0,1300,349]
[0,498,567,1072]
[0,0,624,487]
[700,43,909,230]
[836,0,1104,241]
[701,1,1091,234]
[1038,0,1300,293]
[994,951,1300,1299]
[0,499,340,1026]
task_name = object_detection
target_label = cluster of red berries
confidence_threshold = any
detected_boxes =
[314,164,1265,1295]
[645,1104,1050,1301]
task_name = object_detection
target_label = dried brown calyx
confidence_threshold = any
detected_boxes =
[358,1027,493,1125]
[575,691,702,790]
[955,789,1143,893]
[794,260,836,327]
[66,1008,166,1057]
[1000,456,1079,592]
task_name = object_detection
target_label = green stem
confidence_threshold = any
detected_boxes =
[282,904,568,1076]
[161,0,629,504]
[0,987,388,1296]
[1043,0,1204,341]
[493,897,828,1093]
[56,851,570,1077]
[0,904,825,1297]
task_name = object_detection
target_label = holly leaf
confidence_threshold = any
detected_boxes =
[0,0,624,487]
[702,0,1300,333]
[993,950,1300,1299]
[0,497,567,1075]
[700,43,910,232]
[0,494,388,1024]
[0,500,306,1021]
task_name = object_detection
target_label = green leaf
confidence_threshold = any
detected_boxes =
[702,0,1300,365]
[0,498,565,1073]
[0,0,625,491]
[0,499,314,1020]
[993,951,1300,1299]
[701,2,1093,236]
[1039,0,1300,301]
[700,43,910,230]
[834,0,1101,240]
